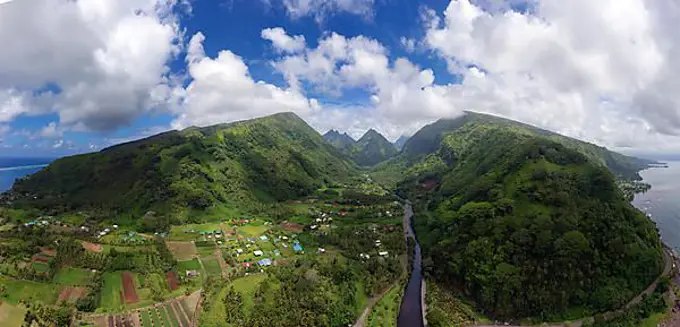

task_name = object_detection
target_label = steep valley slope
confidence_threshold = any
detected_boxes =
[4,113,356,224]
[382,112,663,319]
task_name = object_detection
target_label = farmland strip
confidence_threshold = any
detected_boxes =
[172,301,190,327]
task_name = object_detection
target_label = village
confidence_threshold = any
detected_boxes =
[0,189,405,327]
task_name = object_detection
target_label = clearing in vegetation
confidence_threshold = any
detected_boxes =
[201,257,222,276]
[0,301,27,327]
[31,253,51,263]
[280,221,303,232]
[100,272,123,310]
[121,272,139,304]
[366,283,403,327]
[82,241,103,253]
[0,276,61,305]
[177,258,202,275]
[57,286,87,303]
[53,267,93,285]
[166,271,179,291]
[32,262,49,273]
[165,241,198,260]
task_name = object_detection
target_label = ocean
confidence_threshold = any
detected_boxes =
[633,161,680,252]
[0,157,53,192]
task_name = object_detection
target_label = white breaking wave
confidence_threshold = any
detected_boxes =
[0,164,48,172]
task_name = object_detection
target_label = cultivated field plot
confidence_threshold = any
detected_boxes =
[366,283,403,327]
[166,272,179,291]
[0,276,61,305]
[58,286,88,304]
[53,267,94,285]
[177,258,202,275]
[200,257,222,276]
[100,272,124,310]
[165,241,197,260]
[138,299,194,327]
[0,301,27,327]
[90,312,138,327]
[169,223,223,241]
[122,272,139,304]
[195,241,216,258]
[82,241,104,253]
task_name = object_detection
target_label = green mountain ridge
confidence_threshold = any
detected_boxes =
[5,112,356,223]
[322,128,399,167]
[384,112,662,320]
[373,112,654,188]
[349,129,399,166]
[322,129,355,150]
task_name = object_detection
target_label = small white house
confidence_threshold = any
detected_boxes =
[236,248,244,254]
[378,251,389,257]
[113,224,119,229]
[318,248,326,253]
[310,225,318,230]
[254,250,264,256]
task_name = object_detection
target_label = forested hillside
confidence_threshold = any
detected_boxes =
[391,116,663,319]
[323,129,355,150]
[349,129,398,166]
[5,113,356,221]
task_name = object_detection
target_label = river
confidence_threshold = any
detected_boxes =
[397,202,425,327]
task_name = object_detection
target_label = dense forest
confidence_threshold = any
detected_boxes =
[4,113,355,222]
[390,116,663,319]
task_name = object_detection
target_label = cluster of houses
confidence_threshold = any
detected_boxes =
[232,237,307,270]
[96,224,118,238]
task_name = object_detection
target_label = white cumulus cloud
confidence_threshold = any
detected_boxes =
[0,0,185,132]
[275,0,375,22]
[170,32,321,129]
[422,0,680,152]
[261,27,306,54]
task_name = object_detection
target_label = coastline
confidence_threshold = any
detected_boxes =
[0,164,49,172]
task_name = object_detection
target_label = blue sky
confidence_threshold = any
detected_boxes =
[2,0,680,157]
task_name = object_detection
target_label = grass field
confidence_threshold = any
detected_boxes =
[100,272,123,310]
[166,241,198,260]
[640,312,669,327]
[178,258,202,274]
[239,225,267,237]
[53,267,93,285]
[0,302,26,327]
[32,262,49,273]
[202,257,222,276]
[0,276,60,305]
[200,274,267,327]
[196,243,216,258]
[367,283,402,327]
[169,223,224,241]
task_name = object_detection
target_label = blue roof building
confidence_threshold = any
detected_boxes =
[293,244,303,252]
[258,258,272,266]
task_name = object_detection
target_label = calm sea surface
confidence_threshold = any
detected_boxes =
[633,161,680,252]
[0,157,53,192]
